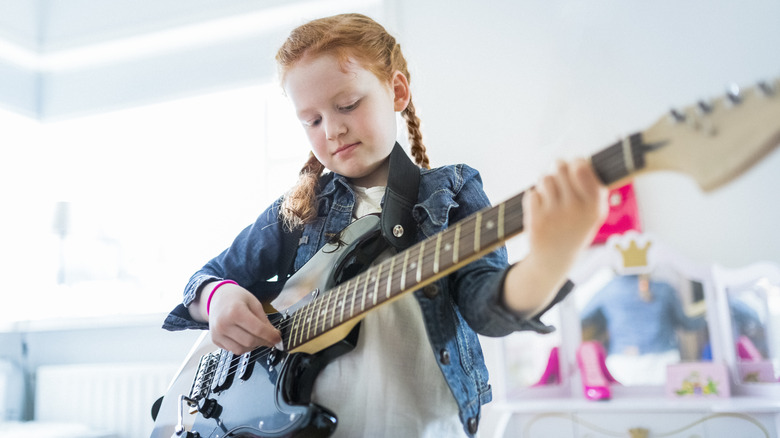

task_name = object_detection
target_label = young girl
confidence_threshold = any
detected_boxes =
[163,13,607,437]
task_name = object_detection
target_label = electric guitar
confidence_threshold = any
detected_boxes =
[151,78,780,438]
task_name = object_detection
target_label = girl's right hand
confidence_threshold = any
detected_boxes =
[200,282,283,355]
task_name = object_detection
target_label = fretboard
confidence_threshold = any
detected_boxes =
[284,132,645,351]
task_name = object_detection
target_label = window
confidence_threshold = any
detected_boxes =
[0,84,310,323]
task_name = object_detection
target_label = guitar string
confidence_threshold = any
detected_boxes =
[202,206,528,383]
[200,146,630,384]
[260,203,522,338]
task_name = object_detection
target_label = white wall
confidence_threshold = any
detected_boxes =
[391,0,780,268]
[3,2,778,268]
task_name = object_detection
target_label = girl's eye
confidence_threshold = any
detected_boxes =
[304,118,321,127]
[339,100,360,112]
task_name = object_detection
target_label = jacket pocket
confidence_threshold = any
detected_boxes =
[413,189,459,237]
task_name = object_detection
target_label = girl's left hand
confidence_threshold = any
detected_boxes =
[503,158,608,316]
[524,158,608,269]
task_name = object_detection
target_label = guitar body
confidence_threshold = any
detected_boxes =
[151,334,339,438]
[151,216,387,438]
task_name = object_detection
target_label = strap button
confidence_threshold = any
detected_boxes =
[439,349,450,365]
[423,284,439,299]
[467,416,478,434]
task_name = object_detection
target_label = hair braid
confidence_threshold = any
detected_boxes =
[402,98,429,169]
[280,152,325,230]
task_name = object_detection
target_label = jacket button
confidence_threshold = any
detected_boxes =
[439,349,450,365]
[467,416,478,434]
[423,284,439,299]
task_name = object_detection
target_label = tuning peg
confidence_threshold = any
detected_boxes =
[669,108,686,123]
[726,83,741,104]
[758,80,775,96]
[697,100,713,114]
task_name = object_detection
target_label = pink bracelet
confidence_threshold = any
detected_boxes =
[206,280,238,315]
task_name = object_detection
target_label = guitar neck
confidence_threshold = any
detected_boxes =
[284,132,646,352]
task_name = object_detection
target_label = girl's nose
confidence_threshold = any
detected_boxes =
[325,116,347,140]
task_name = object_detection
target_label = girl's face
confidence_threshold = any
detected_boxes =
[283,53,409,188]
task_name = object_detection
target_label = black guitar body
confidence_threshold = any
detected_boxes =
[186,323,360,438]
[152,216,388,438]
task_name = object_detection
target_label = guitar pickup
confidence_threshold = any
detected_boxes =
[210,350,239,392]
[237,351,255,381]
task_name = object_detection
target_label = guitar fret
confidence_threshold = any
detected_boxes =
[349,278,358,318]
[304,299,314,344]
[453,223,461,264]
[330,285,341,328]
[416,242,425,283]
[289,310,299,349]
[401,250,410,290]
[433,233,442,274]
[361,270,369,311]
[338,285,347,323]
[373,264,382,306]
[315,295,325,337]
[322,290,331,334]
[622,136,635,173]
[297,309,306,347]
[386,257,395,299]
[498,203,505,240]
[441,230,453,271]
[296,303,304,346]
[474,212,482,252]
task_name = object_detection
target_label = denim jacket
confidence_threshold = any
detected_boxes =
[163,163,567,437]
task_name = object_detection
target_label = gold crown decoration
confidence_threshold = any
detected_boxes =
[616,240,652,269]
[607,231,654,275]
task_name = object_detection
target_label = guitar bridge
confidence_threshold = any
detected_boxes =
[189,351,219,401]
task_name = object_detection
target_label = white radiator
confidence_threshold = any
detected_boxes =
[35,362,179,438]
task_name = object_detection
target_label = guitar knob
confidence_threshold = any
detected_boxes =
[267,347,284,372]
[726,83,741,104]
[199,398,222,419]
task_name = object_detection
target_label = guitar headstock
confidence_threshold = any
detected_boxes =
[639,77,780,192]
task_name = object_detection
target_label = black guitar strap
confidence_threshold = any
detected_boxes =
[381,142,421,251]
[275,143,418,285]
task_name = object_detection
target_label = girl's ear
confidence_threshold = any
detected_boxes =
[391,70,411,112]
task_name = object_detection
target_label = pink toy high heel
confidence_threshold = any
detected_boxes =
[596,341,619,384]
[577,341,617,400]
[736,335,763,361]
[532,346,560,386]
